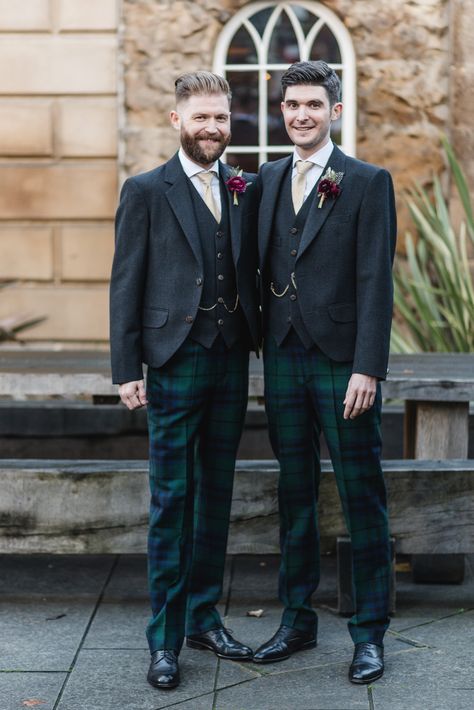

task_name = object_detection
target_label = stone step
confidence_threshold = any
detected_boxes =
[1,458,473,555]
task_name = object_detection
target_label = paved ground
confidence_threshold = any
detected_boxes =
[1,553,473,710]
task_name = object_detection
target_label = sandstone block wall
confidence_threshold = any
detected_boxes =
[0,0,118,342]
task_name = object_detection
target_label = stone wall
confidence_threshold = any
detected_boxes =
[122,0,452,232]
[0,0,119,342]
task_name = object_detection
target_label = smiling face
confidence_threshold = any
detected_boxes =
[170,93,231,168]
[281,84,342,159]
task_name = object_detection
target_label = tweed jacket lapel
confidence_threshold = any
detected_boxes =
[296,144,347,261]
[258,155,293,270]
[220,161,243,267]
[164,152,203,269]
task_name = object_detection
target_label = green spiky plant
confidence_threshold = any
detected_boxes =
[391,137,474,353]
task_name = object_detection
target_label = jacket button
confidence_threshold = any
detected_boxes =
[290,294,297,301]
[290,249,297,256]
[290,227,298,234]
[185,315,193,324]
[217,318,224,326]
[196,277,202,286]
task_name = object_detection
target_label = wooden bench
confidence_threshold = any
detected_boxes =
[2,458,473,556]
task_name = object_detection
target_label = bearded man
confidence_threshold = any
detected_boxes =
[109,71,260,689]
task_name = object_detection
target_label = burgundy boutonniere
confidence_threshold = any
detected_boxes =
[317,167,344,208]
[225,167,252,205]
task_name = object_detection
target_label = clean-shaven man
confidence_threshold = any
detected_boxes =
[110,72,260,690]
[253,61,397,684]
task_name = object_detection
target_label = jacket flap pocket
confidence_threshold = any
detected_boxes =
[327,302,356,323]
[327,211,352,224]
[143,307,168,328]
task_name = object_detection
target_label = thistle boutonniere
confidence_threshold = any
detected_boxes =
[317,167,344,208]
[225,167,252,206]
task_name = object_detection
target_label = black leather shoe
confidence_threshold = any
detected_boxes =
[349,642,384,684]
[253,625,317,663]
[147,650,179,689]
[186,627,253,660]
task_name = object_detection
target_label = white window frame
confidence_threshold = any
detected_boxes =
[213,1,356,164]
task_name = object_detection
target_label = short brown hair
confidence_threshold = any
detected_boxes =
[175,71,232,105]
[281,61,341,106]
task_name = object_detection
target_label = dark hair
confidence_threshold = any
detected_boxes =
[175,71,232,105]
[281,60,341,105]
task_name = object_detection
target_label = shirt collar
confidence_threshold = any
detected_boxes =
[292,139,334,169]
[178,148,220,178]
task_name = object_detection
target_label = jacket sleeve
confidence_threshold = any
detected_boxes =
[352,168,397,380]
[109,178,149,384]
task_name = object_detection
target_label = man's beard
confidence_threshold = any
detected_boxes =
[181,128,231,165]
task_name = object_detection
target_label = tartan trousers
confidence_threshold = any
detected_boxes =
[145,336,249,653]
[264,332,391,645]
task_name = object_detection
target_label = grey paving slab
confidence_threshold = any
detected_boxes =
[214,660,370,710]
[0,671,67,710]
[56,649,216,710]
[392,608,474,653]
[84,600,149,649]
[390,565,474,633]
[369,646,474,710]
[0,601,96,671]
[101,554,148,602]
[0,554,115,600]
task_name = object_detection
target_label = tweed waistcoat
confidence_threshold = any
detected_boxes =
[266,167,317,348]
[188,178,248,349]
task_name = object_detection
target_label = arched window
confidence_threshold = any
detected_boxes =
[213,1,356,171]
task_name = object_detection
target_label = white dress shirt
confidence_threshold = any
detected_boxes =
[291,139,334,203]
[178,148,222,213]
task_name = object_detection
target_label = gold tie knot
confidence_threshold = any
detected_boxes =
[295,160,313,176]
[197,171,215,186]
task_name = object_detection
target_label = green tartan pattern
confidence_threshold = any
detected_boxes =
[263,332,391,645]
[146,337,249,653]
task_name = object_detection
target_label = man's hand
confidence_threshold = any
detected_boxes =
[343,373,377,420]
[119,379,147,410]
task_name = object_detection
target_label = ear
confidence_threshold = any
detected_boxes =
[280,101,285,115]
[170,110,181,131]
[331,102,343,121]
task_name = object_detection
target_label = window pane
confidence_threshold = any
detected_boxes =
[267,70,288,146]
[225,152,259,174]
[268,11,300,64]
[227,24,258,64]
[248,7,273,36]
[310,25,341,63]
[227,71,259,146]
[290,5,318,37]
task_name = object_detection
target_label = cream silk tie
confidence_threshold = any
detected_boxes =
[197,171,221,223]
[292,160,313,214]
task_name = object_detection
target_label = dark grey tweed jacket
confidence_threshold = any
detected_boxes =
[258,144,397,380]
[110,152,260,384]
